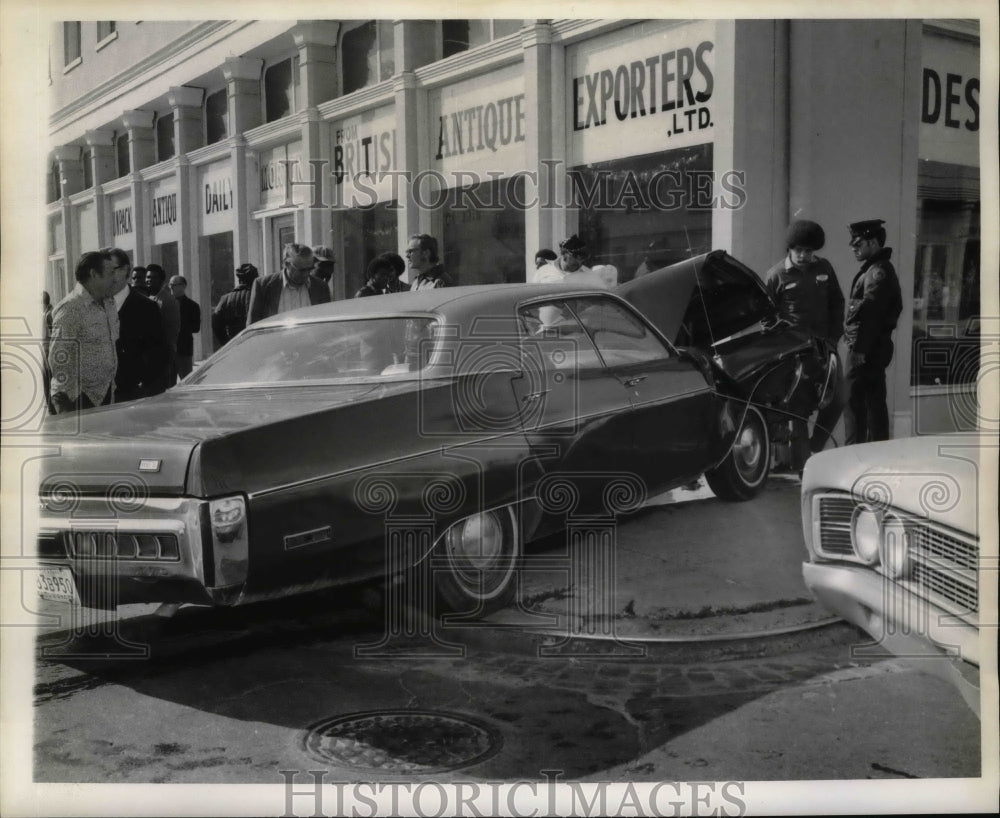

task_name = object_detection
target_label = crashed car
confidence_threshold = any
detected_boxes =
[37,252,834,615]
[801,435,982,715]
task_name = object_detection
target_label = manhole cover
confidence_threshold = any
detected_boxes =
[303,710,503,773]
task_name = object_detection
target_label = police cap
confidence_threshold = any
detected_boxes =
[848,219,886,246]
[559,234,588,255]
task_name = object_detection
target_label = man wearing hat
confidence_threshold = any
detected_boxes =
[212,263,257,348]
[534,235,608,288]
[843,219,903,444]
[312,246,337,294]
[765,219,846,469]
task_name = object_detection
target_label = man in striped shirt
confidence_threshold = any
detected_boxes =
[48,248,130,413]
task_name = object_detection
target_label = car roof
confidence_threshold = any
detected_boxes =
[251,283,614,328]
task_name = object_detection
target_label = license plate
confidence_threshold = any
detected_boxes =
[36,566,80,605]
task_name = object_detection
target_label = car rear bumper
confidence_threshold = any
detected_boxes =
[37,496,245,609]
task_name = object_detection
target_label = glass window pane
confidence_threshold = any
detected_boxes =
[378,21,395,80]
[569,297,671,367]
[116,133,130,177]
[64,21,81,64]
[205,89,228,145]
[156,113,175,162]
[342,21,377,94]
[191,318,436,384]
[442,20,469,58]
[264,58,293,122]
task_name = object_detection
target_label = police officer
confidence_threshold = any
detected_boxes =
[765,220,845,470]
[843,219,903,444]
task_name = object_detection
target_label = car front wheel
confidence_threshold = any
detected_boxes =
[434,507,520,616]
[705,405,770,501]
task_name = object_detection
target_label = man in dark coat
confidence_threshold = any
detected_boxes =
[212,263,257,347]
[169,275,201,380]
[246,244,331,326]
[843,219,903,444]
[115,267,166,402]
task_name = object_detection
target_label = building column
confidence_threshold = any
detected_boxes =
[293,23,339,249]
[225,57,264,271]
[53,147,83,279]
[168,86,204,156]
[54,145,85,198]
[122,110,154,263]
[293,22,339,108]
[84,130,116,262]
[522,22,554,271]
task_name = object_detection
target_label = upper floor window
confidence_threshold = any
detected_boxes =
[116,132,130,177]
[48,161,62,203]
[63,21,81,66]
[341,21,395,95]
[442,19,521,58]
[264,57,299,123]
[205,89,228,144]
[82,149,93,190]
[155,113,175,162]
[96,21,116,41]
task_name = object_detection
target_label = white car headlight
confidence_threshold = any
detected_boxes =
[850,505,881,565]
[880,512,913,579]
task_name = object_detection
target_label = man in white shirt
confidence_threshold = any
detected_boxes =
[533,235,608,289]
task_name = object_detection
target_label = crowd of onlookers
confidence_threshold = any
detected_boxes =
[45,219,902,461]
[44,249,200,414]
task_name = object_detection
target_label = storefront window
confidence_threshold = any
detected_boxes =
[911,165,980,387]
[338,202,399,298]
[205,89,228,145]
[205,231,235,320]
[342,21,394,95]
[442,175,526,286]
[571,144,713,282]
[155,113,175,162]
[912,27,980,389]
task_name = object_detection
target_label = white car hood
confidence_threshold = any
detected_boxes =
[802,435,983,535]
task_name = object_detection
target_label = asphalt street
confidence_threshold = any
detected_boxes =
[20,474,985,796]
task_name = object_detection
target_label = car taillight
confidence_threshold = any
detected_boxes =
[210,497,246,543]
[207,495,249,589]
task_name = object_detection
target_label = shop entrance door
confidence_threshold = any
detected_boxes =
[271,215,295,273]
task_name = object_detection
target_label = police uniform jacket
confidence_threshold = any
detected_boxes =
[764,256,844,343]
[844,247,902,366]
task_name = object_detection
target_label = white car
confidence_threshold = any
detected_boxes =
[801,435,984,715]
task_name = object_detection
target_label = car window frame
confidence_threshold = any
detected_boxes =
[516,293,678,374]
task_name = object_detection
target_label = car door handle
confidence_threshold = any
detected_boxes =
[522,390,549,403]
[623,376,647,388]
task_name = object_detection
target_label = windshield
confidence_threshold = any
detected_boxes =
[186,317,439,386]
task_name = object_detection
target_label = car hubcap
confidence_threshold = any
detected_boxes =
[444,510,515,598]
[733,419,764,479]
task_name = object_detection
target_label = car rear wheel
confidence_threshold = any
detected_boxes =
[705,405,770,501]
[434,507,519,615]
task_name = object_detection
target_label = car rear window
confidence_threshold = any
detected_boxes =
[186,318,439,385]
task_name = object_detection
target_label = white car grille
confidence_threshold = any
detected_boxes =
[815,492,978,615]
